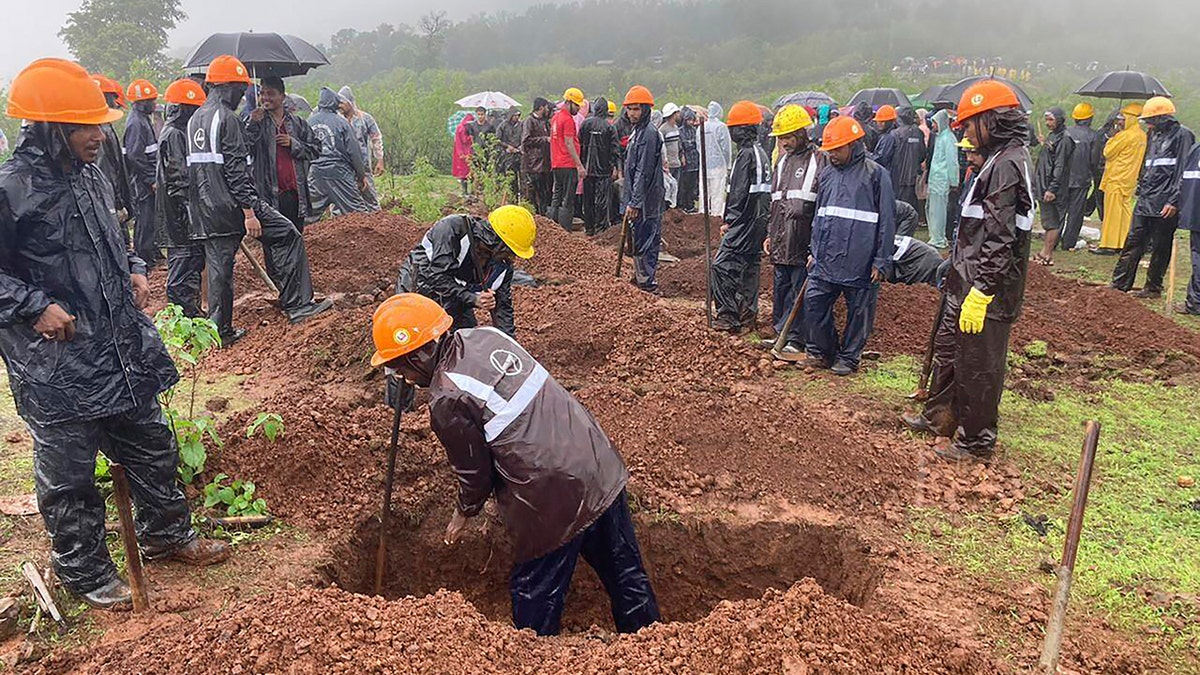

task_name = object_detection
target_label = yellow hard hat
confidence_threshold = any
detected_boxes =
[488,205,537,259]
[563,87,585,106]
[1071,102,1094,121]
[1140,96,1176,120]
[1120,102,1144,118]
[956,137,976,150]
[770,104,814,137]
[607,100,617,115]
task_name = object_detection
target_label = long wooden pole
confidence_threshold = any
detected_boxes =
[110,465,149,612]
[1165,236,1178,316]
[698,114,713,328]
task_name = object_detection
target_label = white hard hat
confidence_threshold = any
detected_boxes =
[662,102,680,117]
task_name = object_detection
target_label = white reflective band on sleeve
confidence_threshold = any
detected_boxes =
[456,234,472,267]
[483,365,548,442]
[1183,171,1200,180]
[892,236,913,261]
[445,373,506,415]
[750,146,771,193]
[750,183,772,193]
[247,156,254,166]
[144,143,158,154]
[186,152,224,165]
[1016,159,1035,232]
[420,234,434,260]
[490,270,507,291]
[817,206,879,223]
[1146,158,1178,167]
[960,153,998,219]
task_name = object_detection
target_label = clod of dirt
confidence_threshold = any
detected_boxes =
[204,397,229,413]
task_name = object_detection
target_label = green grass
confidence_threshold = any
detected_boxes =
[853,356,1200,664]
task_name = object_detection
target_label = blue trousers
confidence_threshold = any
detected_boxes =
[510,490,660,636]
[804,276,879,370]
[631,213,663,291]
[772,264,808,348]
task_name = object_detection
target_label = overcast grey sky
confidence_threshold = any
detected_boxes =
[0,0,547,84]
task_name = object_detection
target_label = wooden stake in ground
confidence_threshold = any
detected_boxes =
[110,465,149,612]
[698,115,714,328]
[374,389,405,596]
[1165,235,1178,316]
[614,213,631,279]
[239,241,281,296]
[21,562,64,627]
[1038,420,1102,674]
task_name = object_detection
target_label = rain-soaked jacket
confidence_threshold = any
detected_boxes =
[187,85,261,238]
[768,142,822,266]
[338,86,383,169]
[703,102,732,172]
[680,108,700,173]
[928,109,960,196]
[155,104,203,247]
[1178,143,1200,231]
[397,214,515,335]
[888,107,926,189]
[309,88,367,181]
[429,326,628,563]
[945,110,1035,323]
[579,98,620,177]
[811,142,895,287]
[1134,117,1195,217]
[98,123,131,218]
[246,108,321,221]
[722,126,772,248]
[1065,119,1102,190]
[852,102,881,153]
[895,198,920,237]
[123,101,158,202]
[1034,109,1074,198]
[0,124,178,425]
[1099,108,1147,196]
[624,108,665,218]
[520,111,551,174]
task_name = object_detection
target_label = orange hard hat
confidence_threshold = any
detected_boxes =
[820,116,866,151]
[370,294,454,368]
[164,79,207,106]
[6,58,123,125]
[623,85,654,107]
[126,79,159,102]
[874,105,898,123]
[953,80,1020,129]
[206,55,252,85]
[92,74,126,107]
[726,100,763,127]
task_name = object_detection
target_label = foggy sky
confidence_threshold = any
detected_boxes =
[0,0,551,83]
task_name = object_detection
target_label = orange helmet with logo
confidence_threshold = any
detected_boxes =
[92,74,126,108]
[164,79,207,106]
[726,100,764,127]
[370,294,454,368]
[6,58,123,125]
[820,116,866,151]
[953,80,1020,129]
[206,55,252,85]
[126,79,159,102]
[623,85,654,107]
[874,105,897,123]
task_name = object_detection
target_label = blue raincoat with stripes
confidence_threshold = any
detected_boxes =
[810,142,896,288]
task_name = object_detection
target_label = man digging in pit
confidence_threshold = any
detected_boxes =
[370,293,661,636]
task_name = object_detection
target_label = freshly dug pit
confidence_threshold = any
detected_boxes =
[325,503,880,633]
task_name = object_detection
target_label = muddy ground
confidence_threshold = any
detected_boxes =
[14,210,1189,673]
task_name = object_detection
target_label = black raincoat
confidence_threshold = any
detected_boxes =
[395,214,515,336]
[155,103,206,318]
[889,107,926,190]
[124,100,161,264]
[711,125,772,328]
[1134,117,1195,217]
[97,123,131,222]
[308,88,369,215]
[580,98,620,235]
[1034,109,1074,199]
[246,108,321,223]
[895,197,920,237]
[852,102,881,153]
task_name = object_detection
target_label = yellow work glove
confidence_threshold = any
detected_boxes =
[958,287,994,335]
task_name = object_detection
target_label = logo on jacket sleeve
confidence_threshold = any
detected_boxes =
[489,349,524,376]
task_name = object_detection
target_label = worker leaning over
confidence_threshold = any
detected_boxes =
[764,104,823,355]
[903,81,1035,462]
[187,55,332,346]
[0,59,230,610]
[154,79,208,318]
[370,293,660,636]
[711,101,772,332]
[123,79,163,267]
[804,116,895,376]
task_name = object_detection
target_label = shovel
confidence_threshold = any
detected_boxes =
[908,292,947,400]
[373,385,404,596]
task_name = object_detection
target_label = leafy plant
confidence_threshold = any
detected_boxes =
[246,412,285,442]
[202,473,268,517]
[153,304,222,484]
[169,413,222,484]
[467,134,516,211]
[399,156,448,221]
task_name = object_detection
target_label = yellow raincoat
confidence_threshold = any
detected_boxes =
[1098,103,1148,250]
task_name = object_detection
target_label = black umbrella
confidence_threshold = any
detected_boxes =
[847,88,910,109]
[916,84,951,105]
[184,32,330,78]
[939,75,1035,111]
[1075,71,1171,100]
[773,90,836,110]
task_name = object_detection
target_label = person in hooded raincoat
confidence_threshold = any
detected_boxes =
[246,77,322,232]
[123,79,162,267]
[700,102,733,218]
[1,58,231,611]
[308,87,370,215]
[453,113,475,197]
[521,98,553,216]
[1096,103,1147,254]
[1033,107,1075,265]
[812,105,832,144]
[371,293,660,637]
[621,86,666,293]
[886,107,926,217]
[926,108,960,248]
[764,105,823,355]
[1177,142,1200,315]
[155,79,208,318]
[851,101,880,153]
[1060,103,1103,251]
[496,107,523,202]
[579,97,620,236]
[91,75,133,231]
[1111,97,1195,297]
[903,81,1034,462]
[710,101,772,333]
[872,106,899,169]
[186,56,332,345]
[336,86,383,210]
[804,116,895,376]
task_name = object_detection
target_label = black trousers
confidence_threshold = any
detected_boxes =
[510,490,659,636]
[922,295,1013,456]
[711,225,767,328]
[582,175,613,235]
[1111,214,1177,292]
[30,396,194,594]
[678,170,700,212]
[278,189,304,233]
[1187,230,1200,313]
[896,184,920,221]
[550,168,578,230]
[134,190,160,266]
[1059,186,1090,250]
[166,245,205,318]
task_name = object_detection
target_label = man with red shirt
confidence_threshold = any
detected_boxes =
[550,87,587,231]
[246,77,321,232]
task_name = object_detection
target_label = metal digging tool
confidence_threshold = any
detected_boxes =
[1038,420,1102,675]
[908,292,948,400]
[698,116,714,328]
[614,212,632,279]
[239,241,281,296]
[771,278,810,360]
[374,388,405,596]
[110,465,149,612]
